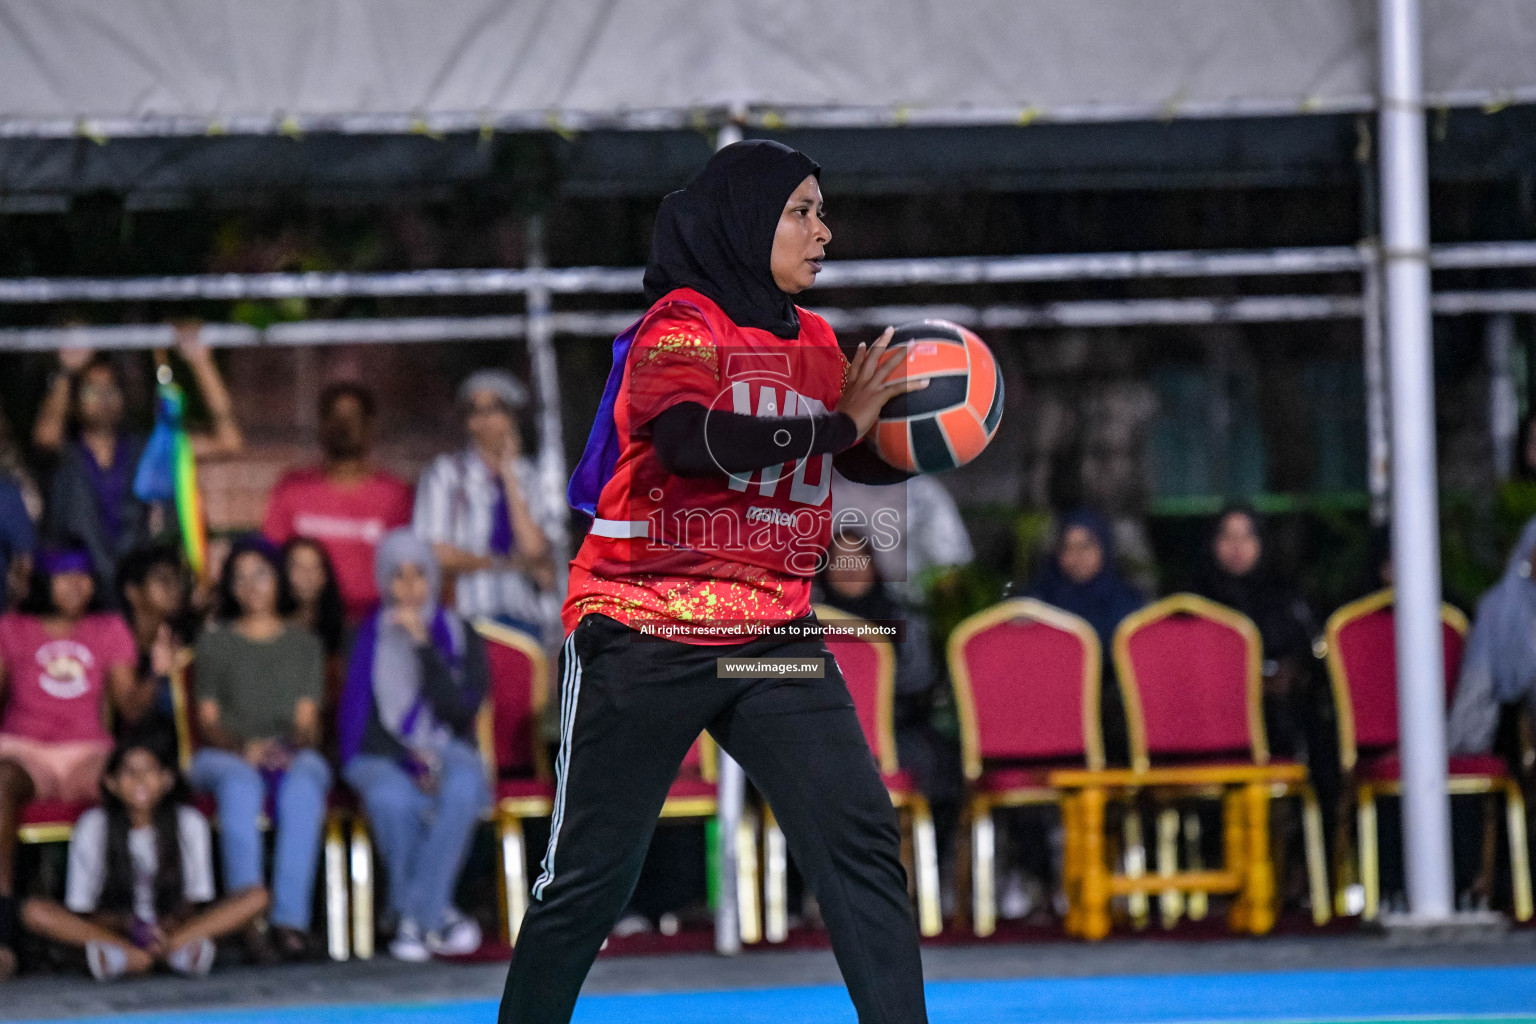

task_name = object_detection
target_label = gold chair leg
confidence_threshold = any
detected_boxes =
[1156,806,1184,929]
[763,809,788,943]
[971,801,997,937]
[1358,787,1380,921]
[1061,793,1082,935]
[1124,810,1149,929]
[909,796,943,937]
[1183,812,1208,921]
[1299,785,1332,926]
[498,812,530,944]
[348,817,375,960]
[1504,782,1534,922]
[736,810,762,945]
[1223,789,1249,932]
[323,812,350,962]
[1242,782,1276,935]
[1079,787,1111,940]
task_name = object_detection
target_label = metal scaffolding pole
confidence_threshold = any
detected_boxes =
[523,215,570,600]
[713,118,748,958]
[1489,313,1519,482]
[1379,0,1453,921]
[1361,242,1392,523]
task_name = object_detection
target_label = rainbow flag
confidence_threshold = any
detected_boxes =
[133,374,209,579]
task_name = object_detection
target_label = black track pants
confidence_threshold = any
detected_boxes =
[497,612,928,1024]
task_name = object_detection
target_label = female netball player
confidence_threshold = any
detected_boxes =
[498,140,930,1024]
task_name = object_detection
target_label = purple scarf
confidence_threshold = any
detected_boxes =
[337,607,461,766]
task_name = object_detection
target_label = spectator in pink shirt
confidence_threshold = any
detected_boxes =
[0,549,152,979]
[262,384,413,624]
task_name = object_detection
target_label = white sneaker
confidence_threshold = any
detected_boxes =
[609,912,653,938]
[86,940,128,982]
[167,937,216,977]
[425,908,482,957]
[998,871,1032,920]
[388,918,431,962]
[657,912,679,937]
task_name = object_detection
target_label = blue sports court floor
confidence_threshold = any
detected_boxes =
[9,962,1536,1024]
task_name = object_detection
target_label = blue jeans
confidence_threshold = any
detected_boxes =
[188,747,332,931]
[343,740,489,932]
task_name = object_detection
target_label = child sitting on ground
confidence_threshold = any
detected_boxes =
[21,729,268,980]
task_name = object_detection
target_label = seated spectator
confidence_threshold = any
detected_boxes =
[832,473,974,608]
[115,544,192,723]
[34,331,243,601]
[0,549,148,979]
[21,728,267,981]
[816,529,963,902]
[0,474,34,612]
[281,538,346,661]
[816,529,954,806]
[1020,509,1144,764]
[339,530,488,961]
[188,537,329,962]
[282,537,348,760]
[413,370,562,639]
[263,382,413,625]
[1450,517,1536,755]
[1192,505,1324,760]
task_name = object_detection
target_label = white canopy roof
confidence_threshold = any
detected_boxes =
[1,0,1533,139]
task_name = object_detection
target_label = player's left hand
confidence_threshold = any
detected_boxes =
[837,327,929,438]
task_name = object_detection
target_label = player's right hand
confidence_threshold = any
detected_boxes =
[836,326,929,438]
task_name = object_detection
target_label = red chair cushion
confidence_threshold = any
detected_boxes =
[881,770,918,794]
[973,765,1056,793]
[1356,751,1509,783]
[825,634,887,762]
[958,615,1091,761]
[1124,611,1254,759]
[1334,607,1467,750]
[496,778,556,801]
[484,635,543,776]
[20,799,93,828]
[666,776,717,800]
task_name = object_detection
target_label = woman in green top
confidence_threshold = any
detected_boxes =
[188,537,327,962]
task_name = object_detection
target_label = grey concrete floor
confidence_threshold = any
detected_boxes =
[4,932,1536,1021]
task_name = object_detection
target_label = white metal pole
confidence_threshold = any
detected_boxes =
[1379,0,1454,920]
[524,215,570,604]
[1361,241,1392,523]
[1488,313,1518,481]
[713,117,747,956]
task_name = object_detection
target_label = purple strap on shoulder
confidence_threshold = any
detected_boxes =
[567,318,643,519]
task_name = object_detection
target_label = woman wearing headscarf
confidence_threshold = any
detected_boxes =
[499,141,929,1024]
[1449,516,1536,755]
[1022,509,1145,764]
[339,530,489,962]
[1192,505,1323,760]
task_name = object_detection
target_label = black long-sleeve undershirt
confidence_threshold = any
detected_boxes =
[648,402,913,486]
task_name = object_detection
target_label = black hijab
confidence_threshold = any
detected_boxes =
[1194,504,1314,661]
[643,140,821,339]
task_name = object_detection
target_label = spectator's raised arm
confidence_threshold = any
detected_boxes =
[175,324,245,459]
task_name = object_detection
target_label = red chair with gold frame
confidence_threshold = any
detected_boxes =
[1324,588,1532,921]
[167,655,354,960]
[947,597,1106,937]
[472,622,761,947]
[756,605,940,941]
[656,730,763,945]
[475,621,555,946]
[1052,593,1328,939]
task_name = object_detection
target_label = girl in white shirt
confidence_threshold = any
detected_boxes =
[21,731,268,980]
